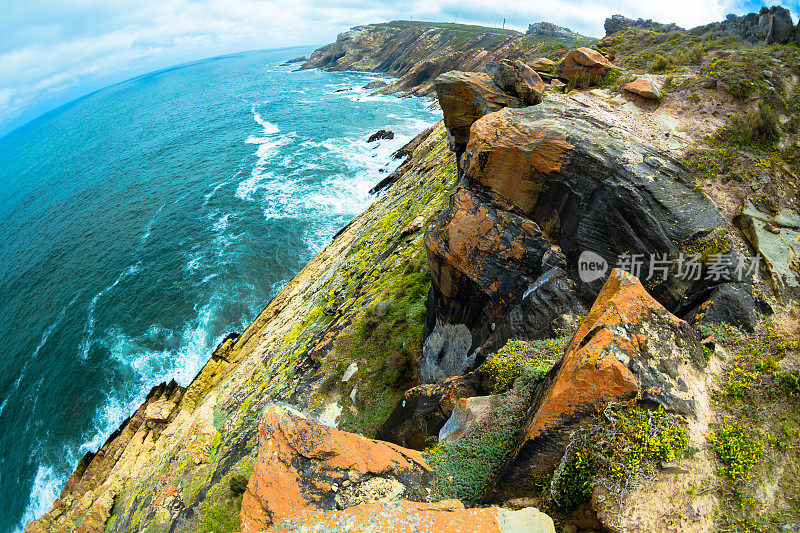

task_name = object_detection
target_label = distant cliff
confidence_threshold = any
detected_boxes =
[302,21,593,96]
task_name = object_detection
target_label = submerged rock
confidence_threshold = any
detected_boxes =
[487,269,705,500]
[368,129,395,142]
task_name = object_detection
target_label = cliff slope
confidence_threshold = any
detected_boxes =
[302,21,593,96]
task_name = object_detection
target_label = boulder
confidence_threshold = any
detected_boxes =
[418,322,473,384]
[735,201,800,303]
[624,78,662,100]
[438,394,505,442]
[377,373,488,449]
[424,186,548,352]
[554,47,615,84]
[479,267,586,355]
[433,71,523,157]
[460,102,724,306]
[529,58,555,73]
[270,500,555,532]
[486,59,545,105]
[240,404,434,532]
[242,404,556,533]
[368,129,395,142]
[488,269,705,500]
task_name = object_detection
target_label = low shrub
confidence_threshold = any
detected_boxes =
[709,422,764,481]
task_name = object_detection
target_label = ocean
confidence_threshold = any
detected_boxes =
[0,46,440,532]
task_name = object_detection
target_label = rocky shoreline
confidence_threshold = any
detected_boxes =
[26,7,800,533]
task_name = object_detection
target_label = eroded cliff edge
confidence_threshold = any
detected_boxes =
[26,8,800,533]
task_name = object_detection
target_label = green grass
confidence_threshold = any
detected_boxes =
[550,403,688,511]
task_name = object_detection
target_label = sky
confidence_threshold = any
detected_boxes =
[0,0,797,136]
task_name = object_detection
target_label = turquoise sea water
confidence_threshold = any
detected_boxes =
[0,46,440,532]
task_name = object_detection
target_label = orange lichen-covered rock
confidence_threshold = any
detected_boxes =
[488,269,705,499]
[486,59,545,105]
[529,57,555,73]
[433,71,523,156]
[463,107,574,214]
[424,186,547,344]
[624,78,662,100]
[270,500,555,532]
[240,405,434,532]
[554,47,615,83]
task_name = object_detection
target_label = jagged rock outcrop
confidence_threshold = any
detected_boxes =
[606,7,800,44]
[458,102,725,305]
[487,269,706,500]
[604,14,683,36]
[526,22,588,40]
[303,23,529,96]
[486,59,545,106]
[377,372,491,449]
[553,47,615,83]
[241,404,555,532]
[433,71,523,157]
[25,381,185,533]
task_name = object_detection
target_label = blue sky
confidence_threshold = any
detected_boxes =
[0,0,797,136]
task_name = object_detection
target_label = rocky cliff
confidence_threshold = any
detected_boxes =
[302,21,594,96]
[26,7,800,533]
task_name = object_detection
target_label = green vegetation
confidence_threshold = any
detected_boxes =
[550,403,688,510]
[699,321,800,529]
[681,228,733,263]
[375,20,520,36]
[481,338,562,394]
[709,422,764,481]
[425,347,546,502]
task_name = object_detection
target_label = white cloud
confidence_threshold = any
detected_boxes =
[0,0,795,133]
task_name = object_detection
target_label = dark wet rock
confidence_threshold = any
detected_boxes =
[368,129,395,142]
[424,186,548,354]
[478,267,586,356]
[377,372,491,449]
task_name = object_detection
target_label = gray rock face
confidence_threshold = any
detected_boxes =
[478,267,586,356]
[736,201,800,303]
[486,59,545,106]
[461,102,725,307]
[604,14,683,36]
[418,322,474,384]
